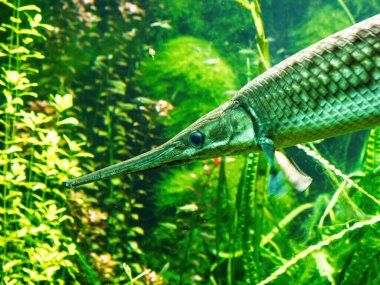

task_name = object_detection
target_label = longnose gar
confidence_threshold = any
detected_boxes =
[65,14,380,188]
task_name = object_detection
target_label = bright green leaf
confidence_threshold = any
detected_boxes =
[0,0,17,10]
[39,23,55,31]
[18,5,41,12]
[32,183,45,191]
[57,117,79,126]
[12,97,23,105]
[19,28,42,37]
[3,259,23,272]
[132,227,144,235]
[10,16,21,23]
[5,70,20,84]
[53,93,73,112]
[6,146,22,154]
[42,266,60,277]
[10,46,30,54]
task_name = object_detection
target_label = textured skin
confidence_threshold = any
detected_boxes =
[237,14,380,148]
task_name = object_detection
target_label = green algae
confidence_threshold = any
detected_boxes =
[140,36,237,137]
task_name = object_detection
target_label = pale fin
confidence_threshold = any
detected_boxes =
[258,137,276,168]
[274,151,312,192]
[258,136,312,195]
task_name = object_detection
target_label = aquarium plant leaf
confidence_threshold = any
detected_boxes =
[258,215,380,285]
[364,127,380,175]
[297,144,380,206]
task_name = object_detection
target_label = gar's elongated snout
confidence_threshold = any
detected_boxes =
[64,101,257,187]
[65,14,380,188]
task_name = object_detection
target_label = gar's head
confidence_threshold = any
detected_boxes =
[165,100,258,163]
[65,100,258,187]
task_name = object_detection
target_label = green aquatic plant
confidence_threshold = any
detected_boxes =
[37,1,157,282]
[145,156,247,284]
[289,3,352,53]
[139,36,237,137]
[0,0,92,282]
[363,128,380,193]
[157,0,253,83]
[288,0,380,55]
[36,1,215,282]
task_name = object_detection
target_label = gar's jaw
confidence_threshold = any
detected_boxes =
[64,101,258,187]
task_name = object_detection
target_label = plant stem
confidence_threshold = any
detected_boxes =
[1,1,18,278]
[337,0,356,24]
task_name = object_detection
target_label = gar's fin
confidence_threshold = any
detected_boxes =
[274,151,312,192]
[258,137,276,168]
[267,152,313,196]
[259,137,312,195]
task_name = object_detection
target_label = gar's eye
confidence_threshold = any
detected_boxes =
[189,131,204,148]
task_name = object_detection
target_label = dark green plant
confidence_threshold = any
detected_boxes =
[289,3,351,53]
[288,0,379,54]
[145,156,247,284]
[35,1,166,283]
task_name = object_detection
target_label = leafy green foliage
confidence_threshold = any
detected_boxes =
[145,157,246,283]
[157,0,253,82]
[289,3,351,53]
[288,0,380,54]
[35,0,162,282]
[0,1,154,283]
[0,1,89,283]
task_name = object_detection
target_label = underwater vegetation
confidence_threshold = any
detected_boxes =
[0,1,87,283]
[139,36,237,137]
[0,0,379,285]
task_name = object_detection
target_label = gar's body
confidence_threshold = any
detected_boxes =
[65,14,380,188]
[239,14,379,148]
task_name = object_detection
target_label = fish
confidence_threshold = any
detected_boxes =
[148,48,156,60]
[150,21,172,30]
[64,14,380,188]
[176,203,199,213]
[268,151,313,195]
[203,58,220,65]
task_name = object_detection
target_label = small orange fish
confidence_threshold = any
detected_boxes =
[148,48,156,60]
